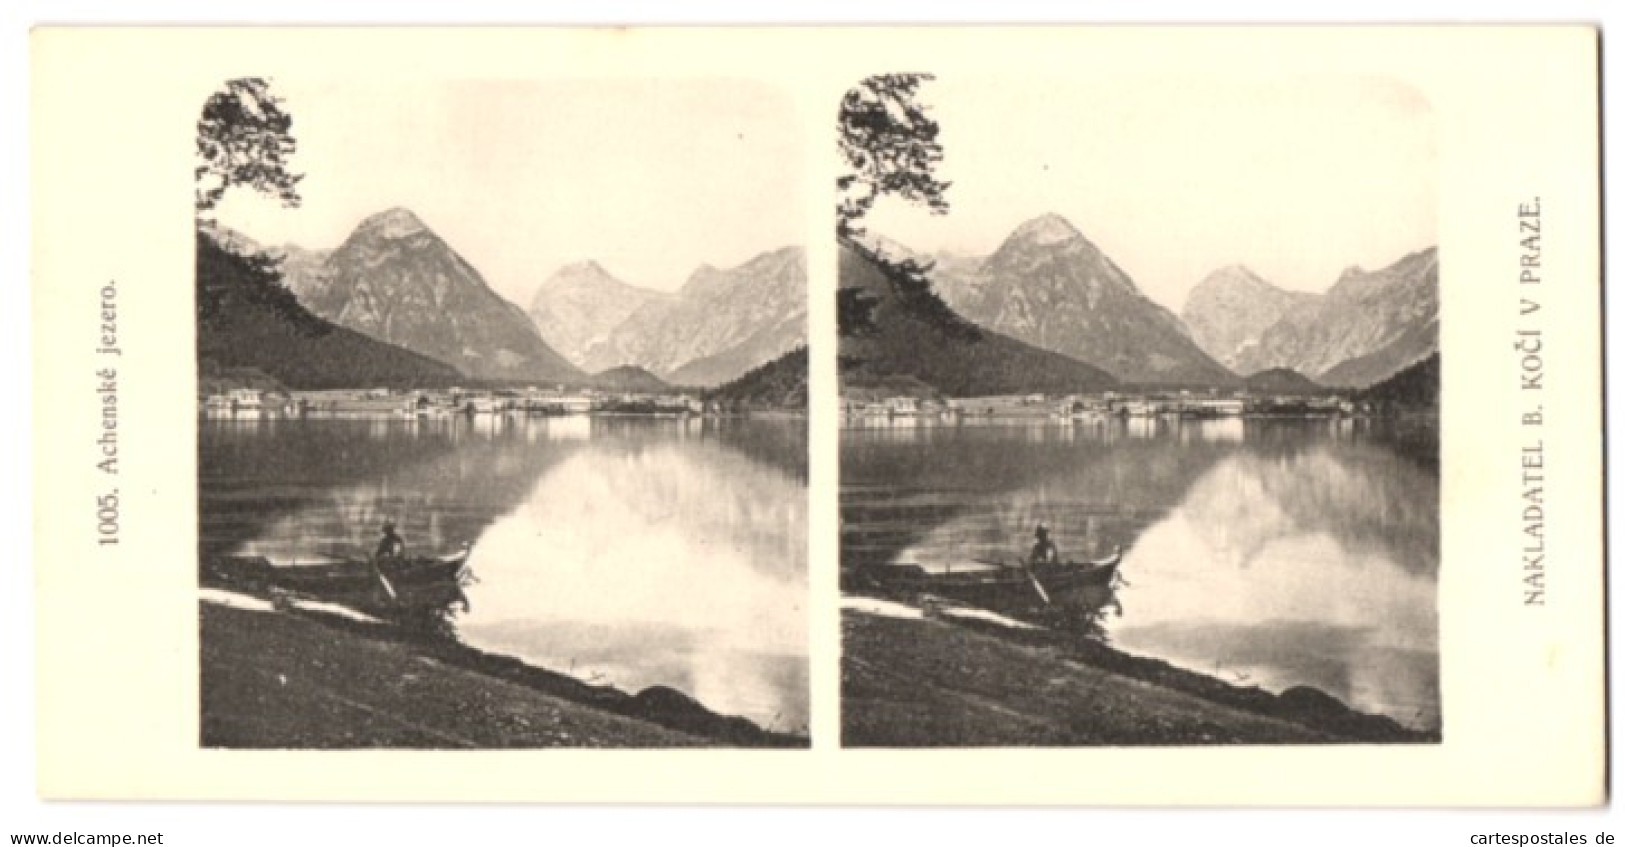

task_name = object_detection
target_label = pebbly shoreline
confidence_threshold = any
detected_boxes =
[199,599,807,749]
[842,598,1437,747]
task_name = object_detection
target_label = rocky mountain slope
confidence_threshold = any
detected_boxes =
[279,208,582,384]
[911,214,1236,386]
[1226,248,1438,387]
[196,227,462,389]
[527,261,673,369]
[591,365,670,393]
[838,241,1116,396]
[1181,266,1321,371]
[569,247,807,387]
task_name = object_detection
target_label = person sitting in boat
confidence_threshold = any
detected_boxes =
[1028,523,1061,566]
[374,521,407,563]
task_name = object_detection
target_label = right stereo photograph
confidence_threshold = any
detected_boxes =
[836,72,1440,747]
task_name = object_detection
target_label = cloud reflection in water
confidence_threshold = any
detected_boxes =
[458,437,807,732]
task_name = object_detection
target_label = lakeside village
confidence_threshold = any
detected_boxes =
[841,388,1362,420]
[202,385,709,418]
[203,385,1365,420]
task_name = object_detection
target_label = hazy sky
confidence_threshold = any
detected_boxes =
[859,74,1436,312]
[212,78,805,304]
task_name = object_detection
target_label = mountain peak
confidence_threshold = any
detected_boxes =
[552,259,615,281]
[584,247,807,385]
[950,217,1233,386]
[680,263,730,297]
[1217,263,1260,280]
[1195,264,1271,293]
[1220,248,1438,387]
[356,207,429,239]
[1010,213,1083,246]
[293,207,582,383]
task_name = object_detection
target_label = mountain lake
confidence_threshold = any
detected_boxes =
[842,414,1440,732]
[200,413,809,735]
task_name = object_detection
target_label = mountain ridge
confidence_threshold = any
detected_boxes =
[838,241,1117,396]
[880,216,1236,386]
[1181,265,1322,371]
[566,246,808,387]
[195,227,463,389]
[527,261,674,370]
[1223,247,1439,387]
[278,207,583,384]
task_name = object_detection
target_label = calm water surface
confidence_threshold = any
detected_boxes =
[842,415,1439,731]
[201,414,808,733]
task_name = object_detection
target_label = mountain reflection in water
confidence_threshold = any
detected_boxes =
[200,415,808,732]
[841,415,1439,731]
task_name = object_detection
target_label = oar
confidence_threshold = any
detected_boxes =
[369,554,399,602]
[977,557,1052,604]
[1024,562,1052,604]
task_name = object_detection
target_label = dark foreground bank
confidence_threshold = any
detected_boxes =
[842,602,1438,747]
[200,601,807,748]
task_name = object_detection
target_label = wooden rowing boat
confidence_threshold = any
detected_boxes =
[276,548,469,596]
[856,548,1122,617]
[202,544,474,613]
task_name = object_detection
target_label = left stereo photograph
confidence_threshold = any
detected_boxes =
[193,77,810,749]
